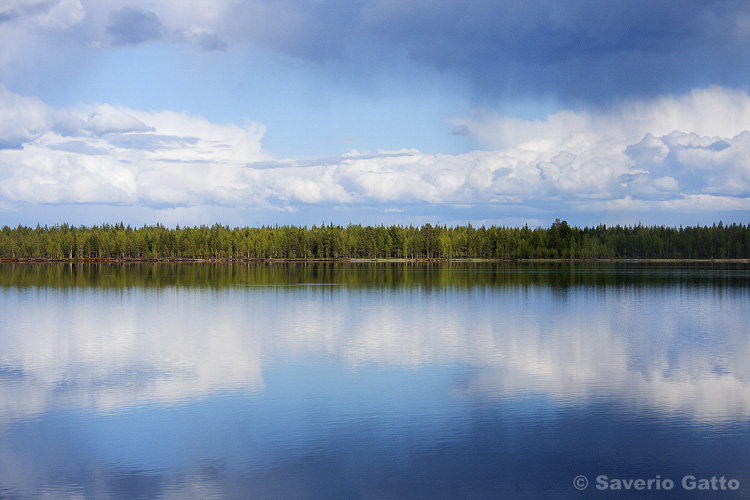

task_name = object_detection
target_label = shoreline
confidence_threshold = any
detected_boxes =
[1,257,749,264]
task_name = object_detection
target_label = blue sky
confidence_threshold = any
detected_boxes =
[2,0,750,228]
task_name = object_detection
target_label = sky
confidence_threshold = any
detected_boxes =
[1,0,750,228]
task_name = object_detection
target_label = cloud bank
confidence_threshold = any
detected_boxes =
[4,0,750,102]
[5,0,750,103]
[1,85,750,223]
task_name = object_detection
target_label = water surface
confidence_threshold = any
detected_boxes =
[1,262,749,499]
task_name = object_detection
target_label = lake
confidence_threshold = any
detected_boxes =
[0,262,749,499]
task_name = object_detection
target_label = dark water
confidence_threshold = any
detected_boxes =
[1,262,749,499]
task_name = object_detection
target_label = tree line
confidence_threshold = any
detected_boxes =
[1,220,749,260]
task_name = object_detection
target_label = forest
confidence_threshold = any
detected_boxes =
[0,220,749,260]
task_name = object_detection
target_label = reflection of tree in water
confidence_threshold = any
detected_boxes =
[0,261,748,290]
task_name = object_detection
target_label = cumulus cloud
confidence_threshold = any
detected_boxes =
[456,87,750,150]
[626,131,750,197]
[1,86,750,219]
[0,86,268,206]
[446,86,750,209]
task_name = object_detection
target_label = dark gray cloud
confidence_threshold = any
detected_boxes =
[361,0,750,104]
[224,0,750,105]
[106,7,163,46]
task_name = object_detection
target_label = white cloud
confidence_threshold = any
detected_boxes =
[458,87,750,150]
[0,147,137,204]
[1,86,750,218]
[0,88,269,206]
[625,130,750,196]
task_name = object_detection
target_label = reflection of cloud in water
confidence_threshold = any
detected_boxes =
[0,286,749,423]
[455,324,750,423]
[270,287,750,423]
[0,289,265,420]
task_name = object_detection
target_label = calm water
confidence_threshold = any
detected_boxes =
[1,262,749,499]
